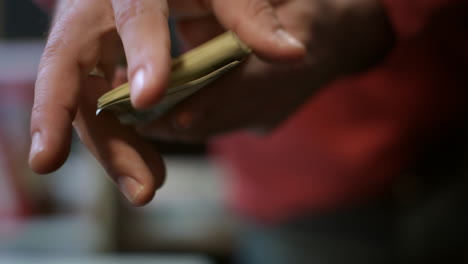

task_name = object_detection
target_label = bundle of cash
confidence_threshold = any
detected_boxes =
[97,31,251,124]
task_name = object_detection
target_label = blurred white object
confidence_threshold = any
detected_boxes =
[0,215,107,253]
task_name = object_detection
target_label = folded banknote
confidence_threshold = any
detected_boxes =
[97,31,251,124]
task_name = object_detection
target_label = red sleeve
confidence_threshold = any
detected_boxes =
[352,0,468,178]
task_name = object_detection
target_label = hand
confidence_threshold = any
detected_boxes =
[29,0,306,205]
[138,0,395,142]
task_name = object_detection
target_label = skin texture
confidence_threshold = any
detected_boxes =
[29,0,394,205]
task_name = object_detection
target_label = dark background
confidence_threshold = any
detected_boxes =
[3,0,49,38]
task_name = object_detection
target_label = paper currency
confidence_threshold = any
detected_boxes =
[97,31,251,124]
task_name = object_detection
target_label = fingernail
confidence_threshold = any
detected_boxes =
[29,132,44,162]
[275,29,304,49]
[118,176,144,203]
[131,68,146,105]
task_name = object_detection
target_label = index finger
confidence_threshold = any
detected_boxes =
[112,0,172,109]
[29,3,115,174]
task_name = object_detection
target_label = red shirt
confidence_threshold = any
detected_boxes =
[211,0,468,223]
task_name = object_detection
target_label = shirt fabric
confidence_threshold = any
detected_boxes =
[211,0,468,223]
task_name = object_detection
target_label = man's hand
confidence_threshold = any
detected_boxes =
[29,0,307,205]
[30,0,174,205]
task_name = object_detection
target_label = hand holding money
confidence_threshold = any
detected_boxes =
[29,0,393,206]
[97,32,251,124]
[29,0,306,205]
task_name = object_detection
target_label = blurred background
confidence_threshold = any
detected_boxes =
[0,1,234,263]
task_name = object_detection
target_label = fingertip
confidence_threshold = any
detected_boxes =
[29,132,44,168]
[115,131,166,206]
[129,63,170,110]
[251,29,307,63]
[118,176,156,206]
[117,154,165,206]
[74,77,166,207]
[273,29,307,58]
[213,0,306,64]
[130,68,148,109]
[113,0,172,110]
[131,188,157,207]
[28,129,71,174]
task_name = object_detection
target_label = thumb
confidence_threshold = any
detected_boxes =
[211,0,306,62]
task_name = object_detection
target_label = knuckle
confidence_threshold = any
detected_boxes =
[42,37,66,63]
[114,0,168,31]
[37,39,69,82]
[113,1,140,30]
[32,100,76,124]
[39,17,77,70]
[246,0,274,19]
[227,0,275,34]
[39,20,101,77]
[30,103,51,123]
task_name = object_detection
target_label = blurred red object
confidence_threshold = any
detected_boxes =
[32,0,55,12]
